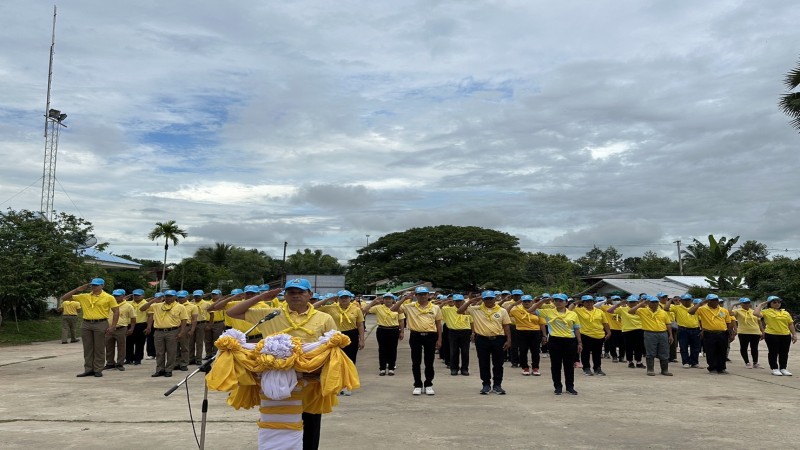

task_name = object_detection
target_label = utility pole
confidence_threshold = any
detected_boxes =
[366,234,370,246]
[675,240,683,275]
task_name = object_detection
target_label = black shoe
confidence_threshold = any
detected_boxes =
[669,359,678,363]
[116,365,125,371]
[164,372,173,377]
[76,371,94,377]
[133,361,141,366]
[717,370,729,374]
[71,339,80,343]
[461,370,469,376]
[492,385,506,395]
[636,363,646,369]
[554,388,562,395]
[566,388,578,395]
[62,341,68,344]
[151,371,165,377]
[480,385,491,395]
[93,372,103,377]
[451,369,459,376]
[511,363,519,368]
[583,369,594,376]
[627,362,635,368]
[104,364,115,370]
[179,366,188,371]
[594,370,606,376]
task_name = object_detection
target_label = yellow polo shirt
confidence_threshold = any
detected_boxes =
[731,308,761,335]
[182,302,199,321]
[111,301,136,327]
[147,302,189,328]
[617,306,643,332]
[695,305,732,332]
[761,309,793,336]
[466,305,511,336]
[600,304,622,330]
[399,302,442,332]
[574,307,608,339]
[366,304,406,327]
[194,300,212,321]
[441,305,472,330]
[536,308,579,338]
[72,292,118,320]
[635,307,671,332]
[510,305,545,331]
[244,305,337,343]
[130,300,149,324]
[319,304,364,332]
[670,304,699,328]
[61,300,81,316]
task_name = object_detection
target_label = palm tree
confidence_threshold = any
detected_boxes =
[148,221,188,291]
[779,58,800,131]
[195,242,233,267]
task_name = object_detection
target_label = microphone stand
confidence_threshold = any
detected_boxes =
[164,311,281,450]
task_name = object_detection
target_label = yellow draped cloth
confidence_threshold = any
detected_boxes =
[206,331,360,415]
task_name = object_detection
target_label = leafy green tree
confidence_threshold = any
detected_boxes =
[348,225,525,291]
[166,258,213,291]
[148,220,188,292]
[575,246,624,276]
[737,240,769,263]
[195,242,234,267]
[521,252,581,292]
[226,247,279,286]
[779,58,800,131]
[286,249,345,275]
[682,235,743,289]
[0,209,97,324]
[744,256,800,312]
[636,251,679,278]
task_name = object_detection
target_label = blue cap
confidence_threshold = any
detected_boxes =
[383,293,397,299]
[553,293,568,301]
[657,292,667,298]
[312,293,320,300]
[705,294,719,301]
[494,290,501,295]
[259,284,271,292]
[648,296,660,302]
[243,285,259,294]
[284,278,312,291]
[595,296,606,302]
[112,289,125,296]
[501,290,511,295]
[192,290,204,296]
[680,294,692,300]
[738,297,751,303]
[481,290,497,299]
[521,295,533,301]
[436,294,445,300]
[511,289,524,296]
[693,299,702,304]
[211,289,222,295]
[337,290,355,298]
[452,294,465,301]
[90,278,105,286]
[230,288,243,295]
[627,295,639,301]
[176,290,189,298]
[324,293,335,299]
[164,290,177,296]
[154,292,164,298]
[767,296,782,302]
[580,295,594,301]
[610,295,621,300]
[415,287,429,294]
[132,289,145,296]
[541,293,551,298]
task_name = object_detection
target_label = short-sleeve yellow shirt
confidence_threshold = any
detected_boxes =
[319,304,364,332]
[61,300,81,316]
[367,303,406,327]
[147,302,189,328]
[467,305,511,337]
[761,309,793,336]
[399,302,442,332]
[72,291,118,320]
[509,305,545,331]
[574,307,609,338]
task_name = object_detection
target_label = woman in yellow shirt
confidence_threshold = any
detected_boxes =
[754,296,797,376]
[363,293,405,376]
[528,293,582,395]
[730,298,764,369]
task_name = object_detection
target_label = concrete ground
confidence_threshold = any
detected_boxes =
[1,317,798,449]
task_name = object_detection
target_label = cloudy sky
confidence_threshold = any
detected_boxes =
[1,0,798,264]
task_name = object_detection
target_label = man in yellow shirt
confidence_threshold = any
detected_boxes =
[126,289,149,365]
[458,291,512,394]
[607,295,645,369]
[505,294,546,376]
[105,289,136,371]
[689,294,733,374]
[175,290,197,371]
[629,296,673,376]
[58,297,81,344]
[315,289,364,396]
[363,293,406,376]
[391,287,443,396]
[664,294,702,368]
[204,289,225,360]
[226,278,337,449]
[599,296,625,363]
[729,297,764,369]
[572,295,611,376]
[60,278,120,377]
[190,290,210,365]
[442,294,473,376]
[141,290,188,378]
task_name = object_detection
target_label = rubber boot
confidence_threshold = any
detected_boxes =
[660,359,673,376]
[646,357,655,376]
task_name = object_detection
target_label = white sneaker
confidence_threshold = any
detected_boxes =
[772,369,783,376]
[780,369,793,376]
[682,364,690,369]
[424,386,435,395]
[745,363,752,369]
[412,387,422,395]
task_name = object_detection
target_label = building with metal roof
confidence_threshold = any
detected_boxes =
[579,278,691,298]
[81,248,142,270]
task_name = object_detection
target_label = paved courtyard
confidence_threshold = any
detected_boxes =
[1,317,798,449]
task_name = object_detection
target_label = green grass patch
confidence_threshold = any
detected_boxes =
[0,316,64,346]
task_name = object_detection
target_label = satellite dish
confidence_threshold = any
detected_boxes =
[76,236,98,250]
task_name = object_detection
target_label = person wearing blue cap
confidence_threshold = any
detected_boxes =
[571,295,610,376]
[528,294,581,395]
[729,298,764,369]
[126,289,149,365]
[441,294,473,376]
[458,291,512,394]
[140,290,189,377]
[189,290,211,365]
[688,294,733,374]
[59,279,120,377]
[146,292,164,360]
[174,290,197,371]
[314,290,364,394]
[754,296,797,376]
[598,296,625,363]
[505,294,546,376]
[628,296,673,376]
[504,289,524,368]
[607,296,646,369]
[58,294,81,344]
[104,289,136,372]
[390,287,443,395]
[363,293,406,376]
[664,294,703,368]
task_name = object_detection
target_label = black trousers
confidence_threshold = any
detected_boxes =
[439,324,450,364]
[608,329,625,360]
[376,326,400,370]
[765,333,791,370]
[475,335,505,387]
[146,326,156,357]
[516,329,542,369]
[341,328,360,364]
[703,331,728,372]
[623,329,644,362]
[581,335,604,371]
[448,329,471,371]
[508,325,520,365]
[126,322,147,363]
[548,336,577,390]
[738,333,760,364]
[302,412,321,450]
[409,331,437,387]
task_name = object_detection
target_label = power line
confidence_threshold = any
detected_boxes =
[55,177,84,218]
[0,177,43,208]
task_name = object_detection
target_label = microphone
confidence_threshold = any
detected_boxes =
[258,310,281,324]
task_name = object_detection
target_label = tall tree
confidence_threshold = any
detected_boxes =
[286,249,345,275]
[737,240,769,263]
[575,246,624,276]
[147,220,187,292]
[682,235,743,290]
[523,252,581,291]
[744,256,800,312]
[194,242,234,267]
[779,58,800,131]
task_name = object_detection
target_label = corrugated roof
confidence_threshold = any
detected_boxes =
[580,278,689,297]
[663,276,712,288]
[82,248,141,268]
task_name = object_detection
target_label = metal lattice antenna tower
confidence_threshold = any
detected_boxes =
[40,5,66,221]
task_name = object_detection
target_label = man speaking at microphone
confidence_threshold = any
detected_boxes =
[226,278,336,450]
